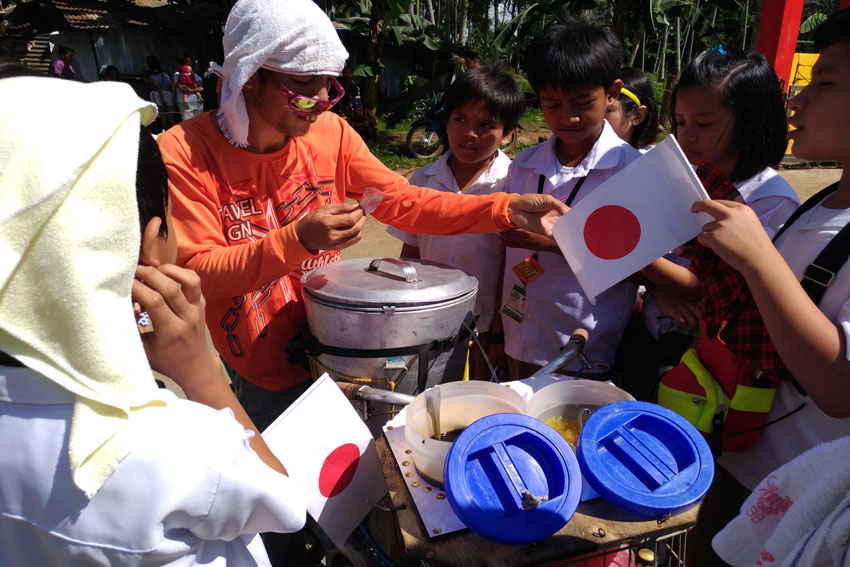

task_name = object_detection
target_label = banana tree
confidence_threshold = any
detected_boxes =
[333,0,441,113]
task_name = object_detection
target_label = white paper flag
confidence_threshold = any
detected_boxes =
[263,374,387,548]
[552,135,712,300]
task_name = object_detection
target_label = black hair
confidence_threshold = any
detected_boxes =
[443,65,525,134]
[616,66,659,149]
[0,62,41,79]
[462,50,480,61]
[524,20,623,93]
[671,48,787,182]
[136,125,169,238]
[99,65,120,81]
[146,55,161,73]
[58,45,74,57]
[814,7,850,52]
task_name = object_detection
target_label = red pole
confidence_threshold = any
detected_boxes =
[755,0,806,92]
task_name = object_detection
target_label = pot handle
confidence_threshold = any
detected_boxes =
[367,257,421,282]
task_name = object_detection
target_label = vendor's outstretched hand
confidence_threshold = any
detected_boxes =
[507,194,568,238]
[295,202,366,252]
[692,199,777,275]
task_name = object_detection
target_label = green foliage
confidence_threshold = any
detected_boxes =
[385,89,443,127]
[800,13,827,34]
[352,63,383,78]
[512,72,535,97]
[491,3,539,52]
[644,71,666,107]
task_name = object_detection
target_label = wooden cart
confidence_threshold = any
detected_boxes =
[364,435,698,567]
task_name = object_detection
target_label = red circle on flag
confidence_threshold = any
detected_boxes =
[583,205,641,260]
[318,443,361,498]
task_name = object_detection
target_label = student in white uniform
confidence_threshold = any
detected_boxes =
[638,49,801,366]
[494,20,642,379]
[388,66,525,379]
[605,65,659,152]
[0,77,306,567]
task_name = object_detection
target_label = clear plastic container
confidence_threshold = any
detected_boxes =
[404,381,526,487]
[526,379,635,447]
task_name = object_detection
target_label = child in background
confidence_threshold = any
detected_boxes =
[606,66,659,150]
[496,20,642,379]
[173,56,204,121]
[0,77,305,566]
[176,56,203,107]
[388,66,525,380]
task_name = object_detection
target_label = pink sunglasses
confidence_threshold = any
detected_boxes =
[267,75,345,115]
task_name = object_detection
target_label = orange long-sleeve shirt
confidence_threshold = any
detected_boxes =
[158,111,514,390]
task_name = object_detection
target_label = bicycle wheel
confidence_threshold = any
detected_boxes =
[406,123,444,158]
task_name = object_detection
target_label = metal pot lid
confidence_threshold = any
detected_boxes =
[301,257,478,307]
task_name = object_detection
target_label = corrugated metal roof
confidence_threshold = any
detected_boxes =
[4,0,190,37]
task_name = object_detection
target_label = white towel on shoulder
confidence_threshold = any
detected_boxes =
[713,436,850,567]
[210,0,348,148]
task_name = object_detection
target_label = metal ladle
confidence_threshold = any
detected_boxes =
[425,387,441,441]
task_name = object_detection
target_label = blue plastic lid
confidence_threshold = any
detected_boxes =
[443,413,582,545]
[577,401,714,518]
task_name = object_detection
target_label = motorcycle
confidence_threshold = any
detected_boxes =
[406,101,519,159]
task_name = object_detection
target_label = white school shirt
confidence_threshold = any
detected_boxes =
[387,150,509,331]
[0,366,306,567]
[734,167,800,238]
[719,198,850,490]
[502,122,643,369]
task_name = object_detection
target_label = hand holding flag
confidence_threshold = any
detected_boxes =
[692,199,778,275]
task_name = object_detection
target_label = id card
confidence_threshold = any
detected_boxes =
[501,284,526,323]
[512,255,544,284]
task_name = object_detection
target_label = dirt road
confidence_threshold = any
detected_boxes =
[341,166,843,261]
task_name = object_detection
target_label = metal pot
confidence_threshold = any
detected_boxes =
[301,257,477,421]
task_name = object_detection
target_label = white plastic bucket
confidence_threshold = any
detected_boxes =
[404,381,526,487]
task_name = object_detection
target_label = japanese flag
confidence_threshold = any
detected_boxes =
[263,373,387,547]
[552,135,712,300]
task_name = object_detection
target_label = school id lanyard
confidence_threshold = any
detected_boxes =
[537,173,587,206]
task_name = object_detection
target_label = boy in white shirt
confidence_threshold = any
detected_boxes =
[495,20,642,379]
[388,66,525,379]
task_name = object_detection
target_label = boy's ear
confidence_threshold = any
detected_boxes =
[607,79,624,103]
[501,128,515,145]
[139,217,164,268]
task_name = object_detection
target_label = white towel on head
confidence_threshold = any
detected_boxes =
[210,0,349,147]
[712,436,850,567]
[0,77,167,498]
